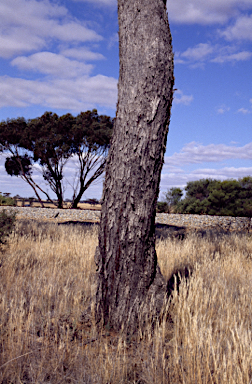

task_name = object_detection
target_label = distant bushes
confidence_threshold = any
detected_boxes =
[0,193,16,206]
[0,209,16,250]
[162,176,252,217]
[156,201,169,213]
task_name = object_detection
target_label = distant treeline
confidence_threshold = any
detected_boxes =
[158,177,252,217]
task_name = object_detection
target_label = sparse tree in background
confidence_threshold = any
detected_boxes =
[164,187,183,212]
[95,0,174,332]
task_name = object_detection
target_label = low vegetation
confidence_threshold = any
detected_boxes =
[0,193,16,206]
[0,221,252,383]
[162,176,252,216]
[0,209,16,250]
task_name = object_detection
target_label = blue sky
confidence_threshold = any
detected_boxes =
[0,0,252,200]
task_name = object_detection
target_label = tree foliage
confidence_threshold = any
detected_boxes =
[163,187,183,212]
[27,112,76,208]
[5,154,32,177]
[70,110,113,208]
[169,177,252,217]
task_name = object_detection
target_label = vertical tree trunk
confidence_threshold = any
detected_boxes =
[95,0,174,332]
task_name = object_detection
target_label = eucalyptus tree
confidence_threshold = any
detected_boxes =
[1,111,112,208]
[28,112,76,208]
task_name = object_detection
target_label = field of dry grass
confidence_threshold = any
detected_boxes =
[0,220,252,383]
[15,200,102,210]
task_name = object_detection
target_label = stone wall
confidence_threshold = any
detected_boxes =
[1,206,251,232]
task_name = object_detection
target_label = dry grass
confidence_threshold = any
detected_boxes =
[16,200,102,210]
[0,221,252,383]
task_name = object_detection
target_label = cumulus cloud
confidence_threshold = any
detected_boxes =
[181,43,214,61]
[177,43,252,67]
[61,48,105,61]
[11,52,93,78]
[167,0,252,25]
[0,0,102,58]
[217,105,230,114]
[173,90,194,106]
[68,0,252,27]
[220,14,252,41]
[164,142,252,167]
[0,75,117,111]
[211,50,252,63]
[191,166,252,179]
[72,0,116,5]
[237,107,251,114]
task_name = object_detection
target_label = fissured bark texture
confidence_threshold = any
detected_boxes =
[95,0,174,332]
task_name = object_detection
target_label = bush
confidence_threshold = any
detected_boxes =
[0,193,16,206]
[156,201,169,213]
[0,209,16,249]
[175,177,252,217]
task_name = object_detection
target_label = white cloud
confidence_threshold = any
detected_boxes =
[164,142,252,167]
[237,108,251,114]
[0,75,117,111]
[72,0,116,5]
[181,43,214,61]
[217,105,230,114]
[191,166,252,179]
[108,33,119,49]
[70,0,252,26]
[167,0,252,25]
[0,0,102,58]
[177,43,252,66]
[173,90,194,106]
[11,52,93,78]
[61,48,105,61]
[211,50,252,63]
[220,14,252,41]
[0,33,45,59]
[50,23,101,43]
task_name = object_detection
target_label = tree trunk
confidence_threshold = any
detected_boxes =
[95,0,174,332]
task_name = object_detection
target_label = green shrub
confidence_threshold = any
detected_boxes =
[0,209,16,249]
[0,193,16,206]
[156,201,169,213]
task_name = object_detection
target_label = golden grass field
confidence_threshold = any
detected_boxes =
[0,220,252,383]
[16,200,102,210]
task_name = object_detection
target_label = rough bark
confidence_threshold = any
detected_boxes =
[95,0,174,332]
